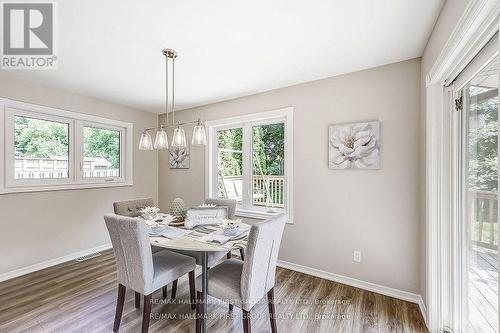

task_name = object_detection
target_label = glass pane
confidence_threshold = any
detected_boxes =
[464,56,498,332]
[217,128,243,203]
[14,115,69,179]
[83,126,120,178]
[252,123,284,208]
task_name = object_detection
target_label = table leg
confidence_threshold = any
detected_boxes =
[201,251,208,333]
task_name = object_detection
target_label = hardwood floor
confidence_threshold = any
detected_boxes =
[0,250,427,333]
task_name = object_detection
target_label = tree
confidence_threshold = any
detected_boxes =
[468,96,498,192]
[15,116,69,158]
[84,127,120,168]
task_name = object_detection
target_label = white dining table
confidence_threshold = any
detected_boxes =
[149,222,248,333]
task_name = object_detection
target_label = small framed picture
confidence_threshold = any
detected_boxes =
[328,121,380,169]
[186,207,228,227]
[169,146,190,169]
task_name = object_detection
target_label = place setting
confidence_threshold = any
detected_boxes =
[140,204,250,249]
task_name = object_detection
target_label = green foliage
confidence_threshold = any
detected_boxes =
[216,124,285,177]
[217,128,242,176]
[14,116,120,169]
[252,123,284,175]
[468,97,498,192]
[84,127,120,168]
[15,116,69,158]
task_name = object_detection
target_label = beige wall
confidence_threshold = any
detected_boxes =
[0,74,158,275]
[419,0,471,304]
[159,58,422,294]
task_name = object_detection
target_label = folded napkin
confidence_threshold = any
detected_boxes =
[204,234,231,245]
[148,225,191,239]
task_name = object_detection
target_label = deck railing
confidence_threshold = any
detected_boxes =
[471,190,498,250]
[218,175,285,208]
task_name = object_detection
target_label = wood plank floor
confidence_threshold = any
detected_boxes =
[0,250,427,333]
[468,246,498,333]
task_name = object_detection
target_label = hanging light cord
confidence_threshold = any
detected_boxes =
[172,56,175,125]
[165,53,169,127]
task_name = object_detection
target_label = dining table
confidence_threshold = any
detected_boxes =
[148,216,249,333]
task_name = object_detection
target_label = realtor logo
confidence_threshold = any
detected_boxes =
[1,2,57,69]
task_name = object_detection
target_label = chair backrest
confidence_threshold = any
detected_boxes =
[113,198,155,217]
[240,214,286,309]
[104,213,154,294]
[204,198,237,219]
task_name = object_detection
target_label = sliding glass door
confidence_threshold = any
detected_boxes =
[460,54,499,333]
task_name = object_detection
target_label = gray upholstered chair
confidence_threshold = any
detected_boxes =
[113,198,155,217]
[104,214,196,333]
[172,198,238,268]
[195,213,286,333]
[113,198,186,303]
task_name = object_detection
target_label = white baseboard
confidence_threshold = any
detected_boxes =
[0,243,112,283]
[277,260,427,326]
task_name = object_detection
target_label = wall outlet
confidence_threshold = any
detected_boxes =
[353,250,362,263]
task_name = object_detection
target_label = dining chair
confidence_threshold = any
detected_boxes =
[104,213,197,333]
[113,198,155,217]
[195,213,286,333]
[113,198,184,305]
[203,198,245,260]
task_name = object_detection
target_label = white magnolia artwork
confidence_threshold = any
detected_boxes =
[328,121,380,169]
[169,146,190,169]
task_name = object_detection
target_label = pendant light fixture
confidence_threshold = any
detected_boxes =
[138,49,207,151]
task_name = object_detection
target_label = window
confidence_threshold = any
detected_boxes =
[83,126,121,178]
[206,107,293,221]
[0,99,133,193]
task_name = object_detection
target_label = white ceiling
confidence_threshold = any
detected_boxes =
[4,0,444,113]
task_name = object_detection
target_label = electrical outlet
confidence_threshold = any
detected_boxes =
[353,250,362,263]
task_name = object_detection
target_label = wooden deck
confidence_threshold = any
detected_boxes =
[0,250,427,332]
[469,246,498,333]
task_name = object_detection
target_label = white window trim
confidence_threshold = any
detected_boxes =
[425,1,500,332]
[0,98,133,194]
[205,107,294,223]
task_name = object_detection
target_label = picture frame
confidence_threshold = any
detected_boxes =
[185,206,228,227]
[169,145,190,169]
[328,120,380,170]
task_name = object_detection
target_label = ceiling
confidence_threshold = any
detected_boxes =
[3,0,444,113]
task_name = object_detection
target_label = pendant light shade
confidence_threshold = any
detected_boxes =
[139,131,153,150]
[171,127,187,148]
[154,127,169,149]
[192,123,207,146]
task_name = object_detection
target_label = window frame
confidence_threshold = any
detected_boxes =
[205,107,293,222]
[0,98,133,194]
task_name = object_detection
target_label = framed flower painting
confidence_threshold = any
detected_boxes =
[328,121,380,169]
[169,146,190,169]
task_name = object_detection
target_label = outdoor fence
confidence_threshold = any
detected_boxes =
[471,190,498,250]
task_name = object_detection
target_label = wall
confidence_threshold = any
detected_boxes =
[0,74,158,275]
[419,0,471,304]
[159,58,422,294]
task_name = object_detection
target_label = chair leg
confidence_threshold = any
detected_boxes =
[229,303,233,311]
[195,291,202,333]
[171,279,178,300]
[113,284,126,332]
[227,251,232,259]
[162,286,167,299]
[267,288,278,333]
[135,292,141,308]
[239,249,245,261]
[189,270,196,310]
[242,309,251,333]
[142,294,152,333]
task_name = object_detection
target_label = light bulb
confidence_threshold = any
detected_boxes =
[192,124,207,146]
[171,127,187,149]
[139,131,153,150]
[154,127,169,149]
